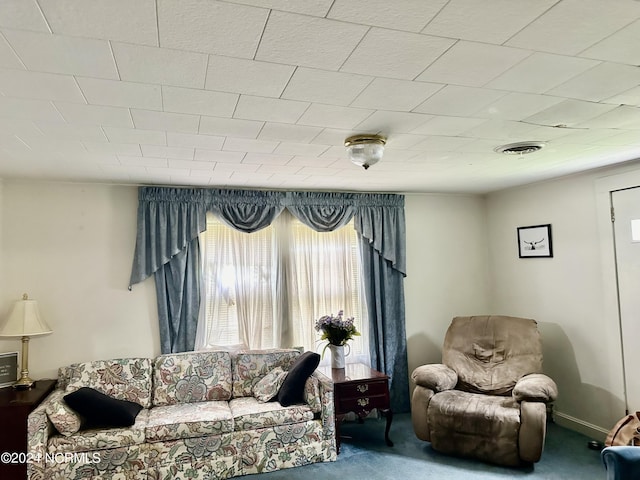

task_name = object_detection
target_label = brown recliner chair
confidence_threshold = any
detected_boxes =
[411,315,558,466]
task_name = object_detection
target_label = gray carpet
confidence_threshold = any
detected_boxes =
[242,413,604,479]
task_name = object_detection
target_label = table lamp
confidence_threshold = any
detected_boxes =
[0,293,52,389]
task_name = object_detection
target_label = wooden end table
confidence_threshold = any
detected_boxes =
[319,363,393,454]
[0,379,57,480]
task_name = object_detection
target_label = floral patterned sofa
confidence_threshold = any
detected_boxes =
[27,349,336,480]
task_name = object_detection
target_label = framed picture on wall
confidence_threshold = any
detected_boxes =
[517,224,553,258]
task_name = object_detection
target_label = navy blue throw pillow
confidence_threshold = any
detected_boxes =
[63,387,143,430]
[277,351,320,407]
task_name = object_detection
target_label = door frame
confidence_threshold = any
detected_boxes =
[596,164,640,415]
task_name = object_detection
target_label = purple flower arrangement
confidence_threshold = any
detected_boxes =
[314,310,360,347]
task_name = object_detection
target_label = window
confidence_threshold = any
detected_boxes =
[196,210,369,364]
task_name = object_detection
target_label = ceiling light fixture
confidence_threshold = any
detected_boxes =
[494,141,546,155]
[344,134,386,170]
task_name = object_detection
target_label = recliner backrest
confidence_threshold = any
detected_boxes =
[442,315,543,395]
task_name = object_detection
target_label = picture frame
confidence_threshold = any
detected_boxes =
[517,224,553,258]
[0,351,19,388]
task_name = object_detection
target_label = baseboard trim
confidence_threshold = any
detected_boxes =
[554,411,609,441]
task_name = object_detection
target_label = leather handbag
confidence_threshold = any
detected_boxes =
[606,412,640,447]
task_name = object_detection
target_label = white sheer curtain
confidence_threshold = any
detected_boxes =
[195,210,370,366]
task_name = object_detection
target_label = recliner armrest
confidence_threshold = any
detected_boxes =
[411,364,457,392]
[513,373,558,403]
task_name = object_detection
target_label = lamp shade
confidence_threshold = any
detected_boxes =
[0,294,52,337]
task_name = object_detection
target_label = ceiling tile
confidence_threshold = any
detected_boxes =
[413,85,507,117]
[297,104,373,129]
[0,69,84,102]
[605,86,640,108]
[287,155,337,168]
[423,0,557,44]
[416,41,532,87]
[547,62,640,102]
[486,52,600,94]
[581,19,640,65]
[194,150,244,163]
[39,0,158,46]
[328,0,446,32]
[112,42,208,89]
[167,132,224,150]
[385,134,429,149]
[234,95,308,123]
[0,118,43,137]
[474,93,565,121]
[131,109,200,133]
[162,86,237,117]
[215,162,260,173]
[56,102,133,127]
[411,116,485,136]
[0,34,24,69]
[242,152,293,165]
[256,11,368,71]
[410,135,474,152]
[355,111,433,135]
[157,0,267,58]
[84,142,141,156]
[206,56,294,97]
[282,68,372,106]
[257,164,303,175]
[223,137,279,153]
[168,159,215,171]
[258,123,322,143]
[0,1,49,32]
[351,78,442,112]
[36,123,108,142]
[3,29,118,78]
[506,0,640,56]
[462,120,542,141]
[141,144,194,159]
[577,105,640,129]
[273,142,329,157]
[311,128,354,146]
[523,99,619,127]
[103,126,166,145]
[341,28,455,80]
[199,116,263,138]
[0,97,64,122]
[76,77,162,111]
[223,0,332,16]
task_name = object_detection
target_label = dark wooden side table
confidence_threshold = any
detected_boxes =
[319,363,393,454]
[0,379,56,480]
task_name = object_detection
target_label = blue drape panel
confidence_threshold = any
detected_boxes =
[355,195,409,413]
[130,187,409,406]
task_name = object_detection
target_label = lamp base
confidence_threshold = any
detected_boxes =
[13,372,35,390]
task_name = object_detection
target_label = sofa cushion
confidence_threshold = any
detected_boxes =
[145,401,234,443]
[64,387,143,430]
[253,367,288,403]
[233,349,300,398]
[229,397,314,431]
[47,410,148,454]
[303,376,322,414]
[277,351,320,407]
[45,390,82,436]
[153,351,232,406]
[65,357,153,408]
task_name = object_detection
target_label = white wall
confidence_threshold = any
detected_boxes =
[486,162,640,438]
[404,194,490,382]
[0,181,159,380]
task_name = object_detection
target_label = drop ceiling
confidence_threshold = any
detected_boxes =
[1,0,640,194]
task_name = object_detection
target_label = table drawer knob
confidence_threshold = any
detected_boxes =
[357,384,369,393]
[357,398,370,407]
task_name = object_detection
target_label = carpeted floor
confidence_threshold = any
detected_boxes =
[242,413,605,479]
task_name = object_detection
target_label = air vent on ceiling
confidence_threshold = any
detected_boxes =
[494,141,546,155]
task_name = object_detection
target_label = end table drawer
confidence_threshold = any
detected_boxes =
[336,380,388,399]
[337,394,388,413]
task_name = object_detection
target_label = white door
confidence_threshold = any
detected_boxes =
[612,187,640,413]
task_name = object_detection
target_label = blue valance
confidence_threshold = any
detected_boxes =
[129,187,406,287]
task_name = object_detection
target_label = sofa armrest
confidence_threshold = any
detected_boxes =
[27,390,58,479]
[513,373,558,403]
[411,364,457,392]
[602,446,640,480]
[312,370,336,443]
